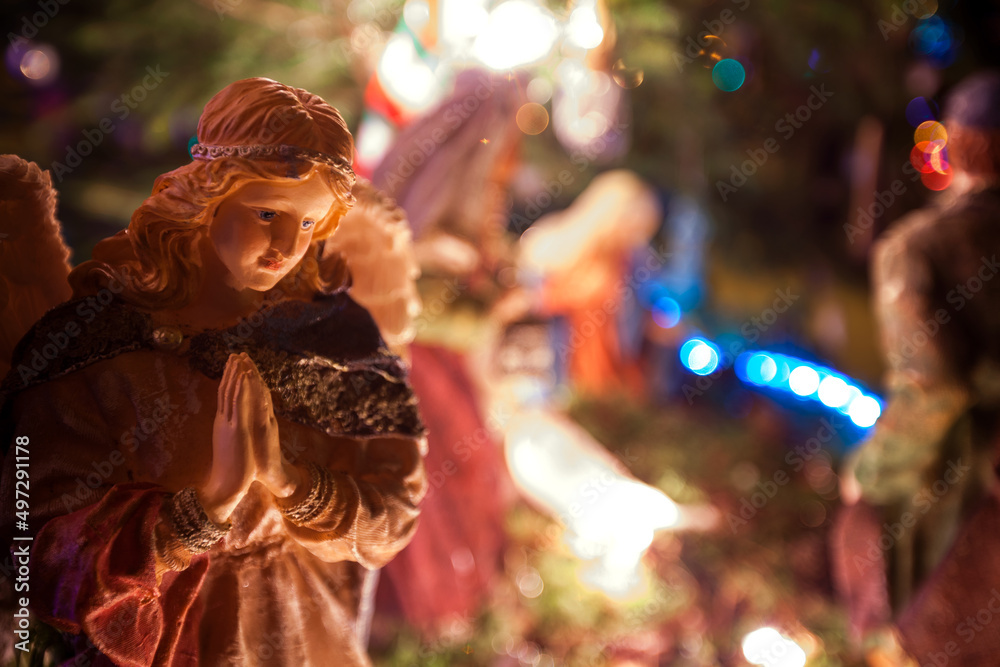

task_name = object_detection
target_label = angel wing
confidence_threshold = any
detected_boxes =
[0,155,73,378]
[322,178,421,355]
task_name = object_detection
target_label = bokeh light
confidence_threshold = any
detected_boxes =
[905,96,938,127]
[473,0,558,71]
[526,77,553,104]
[652,297,681,329]
[911,16,957,67]
[612,58,644,89]
[566,5,604,50]
[355,112,395,168]
[712,59,746,92]
[402,0,431,33]
[680,338,720,376]
[698,35,728,68]
[742,627,807,667]
[908,118,952,191]
[440,0,489,40]
[914,120,947,145]
[744,353,778,385]
[516,102,549,135]
[17,45,59,85]
[376,33,442,111]
[817,376,850,408]
[735,351,881,427]
[807,48,831,73]
[910,142,938,174]
[922,167,953,191]
[848,395,881,428]
[926,148,948,174]
[516,567,544,598]
[916,0,939,18]
[788,366,820,397]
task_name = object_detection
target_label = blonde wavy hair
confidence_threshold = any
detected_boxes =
[69,77,356,308]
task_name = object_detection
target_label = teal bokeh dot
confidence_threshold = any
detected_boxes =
[712,59,746,92]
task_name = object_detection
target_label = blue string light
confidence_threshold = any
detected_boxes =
[679,337,720,376]
[735,350,881,427]
[677,337,883,428]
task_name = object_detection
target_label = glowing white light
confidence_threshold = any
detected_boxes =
[817,376,851,408]
[788,366,820,396]
[688,344,714,372]
[848,395,882,428]
[742,628,783,660]
[835,384,862,414]
[680,338,720,376]
[575,481,679,545]
[473,0,559,71]
[440,0,489,40]
[355,114,395,168]
[745,353,777,384]
[526,76,554,104]
[566,6,604,50]
[742,627,807,667]
[403,0,431,33]
[555,57,590,95]
[376,33,442,111]
[503,411,683,600]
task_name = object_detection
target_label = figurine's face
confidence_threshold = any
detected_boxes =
[209,172,336,292]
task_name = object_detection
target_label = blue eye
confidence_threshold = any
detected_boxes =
[301,219,316,230]
[257,210,276,221]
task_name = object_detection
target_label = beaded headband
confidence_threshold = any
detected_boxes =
[190,142,355,180]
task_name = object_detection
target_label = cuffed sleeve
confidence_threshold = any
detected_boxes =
[278,434,427,570]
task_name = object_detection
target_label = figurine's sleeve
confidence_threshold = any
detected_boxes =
[851,229,973,506]
[0,374,207,666]
[277,433,427,570]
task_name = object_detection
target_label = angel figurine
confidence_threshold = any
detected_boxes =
[0,77,426,666]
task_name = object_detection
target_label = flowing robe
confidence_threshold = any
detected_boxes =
[0,291,426,666]
[836,186,1000,661]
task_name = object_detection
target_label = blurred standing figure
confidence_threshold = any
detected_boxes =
[368,69,523,639]
[836,72,1000,665]
[519,170,661,397]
